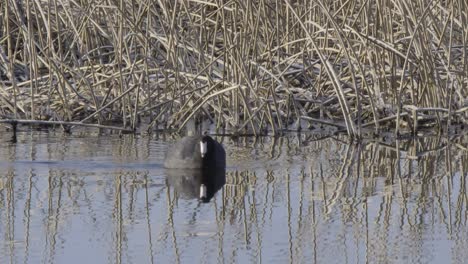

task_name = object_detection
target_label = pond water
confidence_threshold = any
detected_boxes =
[0,131,466,264]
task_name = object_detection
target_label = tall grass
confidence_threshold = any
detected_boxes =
[0,0,467,135]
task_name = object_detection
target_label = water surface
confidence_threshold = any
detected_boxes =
[0,131,467,263]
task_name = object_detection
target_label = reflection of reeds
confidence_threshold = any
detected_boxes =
[0,133,467,262]
[219,134,468,261]
[1,1,467,136]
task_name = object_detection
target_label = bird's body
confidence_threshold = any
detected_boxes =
[164,135,226,169]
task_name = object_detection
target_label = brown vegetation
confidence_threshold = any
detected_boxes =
[0,0,467,136]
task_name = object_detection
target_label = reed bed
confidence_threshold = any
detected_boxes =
[0,0,467,136]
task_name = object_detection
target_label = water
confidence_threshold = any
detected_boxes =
[0,131,466,264]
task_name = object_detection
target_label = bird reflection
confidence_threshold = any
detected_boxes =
[165,168,226,203]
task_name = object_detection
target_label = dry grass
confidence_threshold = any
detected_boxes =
[0,0,467,136]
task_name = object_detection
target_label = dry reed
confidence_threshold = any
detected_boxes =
[0,0,467,136]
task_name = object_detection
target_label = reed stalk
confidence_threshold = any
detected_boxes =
[0,0,466,135]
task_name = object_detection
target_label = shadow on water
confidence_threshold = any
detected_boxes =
[0,130,466,263]
[165,168,226,203]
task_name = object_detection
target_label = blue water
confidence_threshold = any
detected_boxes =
[0,131,466,263]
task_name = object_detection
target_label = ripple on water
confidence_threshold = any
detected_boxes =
[0,131,466,264]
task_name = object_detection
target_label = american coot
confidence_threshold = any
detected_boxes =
[164,135,226,169]
[164,135,226,202]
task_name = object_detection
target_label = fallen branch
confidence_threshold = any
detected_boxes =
[0,119,133,133]
[300,116,347,129]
